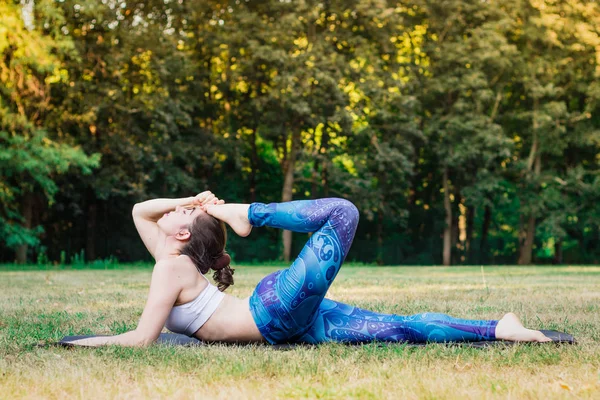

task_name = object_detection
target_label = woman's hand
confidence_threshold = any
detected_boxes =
[132,192,223,259]
[66,259,185,347]
[63,332,149,347]
[192,191,225,207]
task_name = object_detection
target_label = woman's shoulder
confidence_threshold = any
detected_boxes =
[152,256,202,294]
[153,255,197,274]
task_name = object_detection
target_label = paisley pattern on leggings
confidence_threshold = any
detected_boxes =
[297,298,498,344]
[248,199,358,343]
[247,198,498,345]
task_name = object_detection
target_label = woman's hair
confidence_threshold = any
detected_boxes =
[180,213,234,291]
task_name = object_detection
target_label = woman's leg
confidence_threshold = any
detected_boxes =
[209,201,551,345]
[248,198,359,343]
[297,298,498,344]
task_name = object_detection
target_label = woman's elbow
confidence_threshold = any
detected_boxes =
[132,203,141,217]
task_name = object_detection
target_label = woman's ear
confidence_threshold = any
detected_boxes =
[175,228,191,242]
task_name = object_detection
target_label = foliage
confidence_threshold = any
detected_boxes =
[0,1,99,252]
[0,0,598,265]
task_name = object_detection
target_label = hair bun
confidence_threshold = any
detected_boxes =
[213,253,231,270]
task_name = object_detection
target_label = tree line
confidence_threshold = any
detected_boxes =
[1,0,599,265]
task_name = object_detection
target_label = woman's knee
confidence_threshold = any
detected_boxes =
[322,199,359,256]
[333,199,359,227]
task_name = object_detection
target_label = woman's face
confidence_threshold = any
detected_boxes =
[157,205,203,237]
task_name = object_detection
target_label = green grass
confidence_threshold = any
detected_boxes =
[1,265,599,399]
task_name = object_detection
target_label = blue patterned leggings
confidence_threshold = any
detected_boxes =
[248,199,498,345]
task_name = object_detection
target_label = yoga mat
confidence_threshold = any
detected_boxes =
[56,330,575,350]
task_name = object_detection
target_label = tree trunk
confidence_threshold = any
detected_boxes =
[480,204,491,264]
[281,129,301,262]
[442,166,452,266]
[311,126,320,199]
[451,209,459,265]
[311,158,319,199]
[321,159,329,197]
[519,214,536,265]
[451,192,461,265]
[519,99,541,265]
[553,239,563,264]
[465,205,475,263]
[376,210,383,265]
[86,196,97,262]
[249,127,258,203]
[321,127,329,197]
[103,201,109,259]
[15,193,34,264]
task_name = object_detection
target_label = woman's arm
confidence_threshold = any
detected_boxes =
[132,191,221,258]
[133,197,196,222]
[67,260,184,347]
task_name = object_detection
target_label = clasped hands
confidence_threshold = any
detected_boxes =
[191,190,225,210]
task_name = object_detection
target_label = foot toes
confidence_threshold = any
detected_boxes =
[536,332,552,342]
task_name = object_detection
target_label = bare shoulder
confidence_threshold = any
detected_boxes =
[153,256,198,280]
[154,256,206,304]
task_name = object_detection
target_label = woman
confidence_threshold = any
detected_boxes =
[70,192,551,346]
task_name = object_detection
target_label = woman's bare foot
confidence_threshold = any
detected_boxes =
[203,204,253,237]
[495,312,552,342]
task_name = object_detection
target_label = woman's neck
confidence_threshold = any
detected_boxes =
[154,233,185,261]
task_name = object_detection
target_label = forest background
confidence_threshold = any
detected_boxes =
[1,0,599,266]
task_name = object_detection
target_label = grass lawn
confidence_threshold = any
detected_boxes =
[1,264,599,399]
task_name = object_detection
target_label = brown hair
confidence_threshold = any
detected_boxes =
[180,213,234,291]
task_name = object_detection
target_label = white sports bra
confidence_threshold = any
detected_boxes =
[165,274,225,337]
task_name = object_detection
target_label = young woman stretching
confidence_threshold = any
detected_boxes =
[69,192,551,347]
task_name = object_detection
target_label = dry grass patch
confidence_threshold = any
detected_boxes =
[1,265,599,399]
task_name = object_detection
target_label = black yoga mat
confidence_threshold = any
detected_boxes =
[56,330,575,350]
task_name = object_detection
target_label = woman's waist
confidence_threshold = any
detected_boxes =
[195,295,264,342]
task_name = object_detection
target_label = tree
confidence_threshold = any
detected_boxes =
[415,0,515,265]
[500,0,600,264]
[0,1,99,262]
